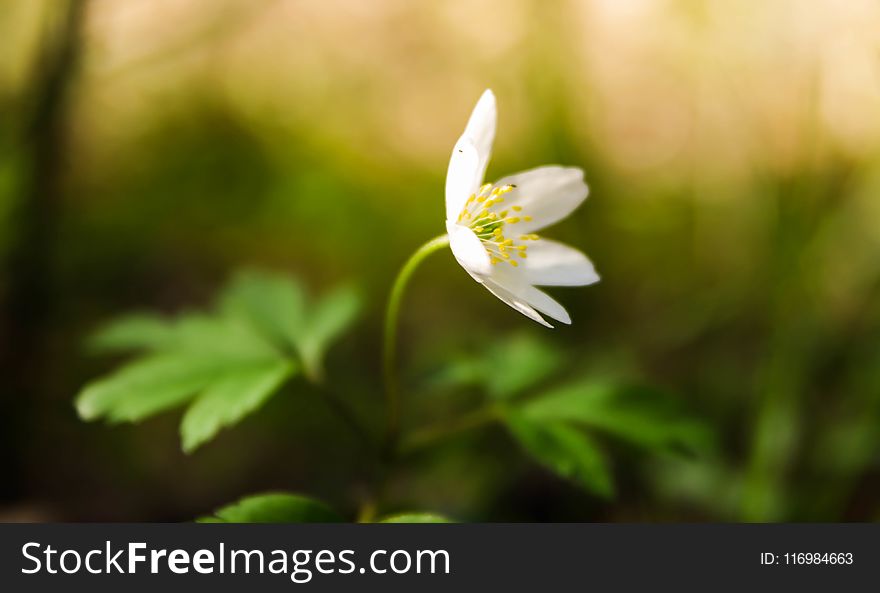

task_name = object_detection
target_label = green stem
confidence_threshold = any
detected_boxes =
[383,234,450,450]
[355,496,379,523]
[316,384,372,449]
[401,405,501,454]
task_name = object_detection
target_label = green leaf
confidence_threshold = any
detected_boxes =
[520,379,712,455]
[76,354,225,422]
[219,269,307,355]
[219,270,360,380]
[87,314,179,353]
[89,312,277,359]
[484,334,564,399]
[180,359,295,453]
[506,412,613,498]
[76,269,360,452]
[379,513,453,523]
[168,314,280,359]
[428,333,564,399]
[297,285,360,379]
[199,493,343,523]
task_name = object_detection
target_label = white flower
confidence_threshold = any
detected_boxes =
[444,89,599,327]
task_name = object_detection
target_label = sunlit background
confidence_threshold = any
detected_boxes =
[2,0,880,521]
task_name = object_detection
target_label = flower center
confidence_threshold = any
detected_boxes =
[456,183,538,267]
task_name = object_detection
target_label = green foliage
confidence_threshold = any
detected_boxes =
[179,362,292,453]
[220,270,361,380]
[87,314,184,352]
[519,380,713,455]
[499,374,711,498]
[197,495,454,524]
[198,493,343,523]
[430,333,564,399]
[429,335,711,500]
[296,286,361,381]
[505,412,614,498]
[75,270,360,452]
[378,513,453,523]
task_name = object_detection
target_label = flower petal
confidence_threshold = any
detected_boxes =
[522,239,599,287]
[447,222,492,277]
[493,166,588,233]
[520,285,571,324]
[445,140,481,222]
[490,265,572,325]
[482,278,552,328]
[445,90,497,222]
[461,89,497,183]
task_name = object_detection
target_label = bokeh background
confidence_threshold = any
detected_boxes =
[2,0,880,522]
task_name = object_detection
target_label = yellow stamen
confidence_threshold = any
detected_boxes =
[466,188,538,267]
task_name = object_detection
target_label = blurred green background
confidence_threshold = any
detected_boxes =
[2,0,880,522]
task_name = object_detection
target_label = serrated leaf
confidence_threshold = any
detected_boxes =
[76,270,360,452]
[76,276,304,452]
[379,513,453,523]
[218,270,360,381]
[484,334,564,399]
[169,314,279,359]
[87,314,179,353]
[520,379,712,455]
[506,412,613,498]
[199,493,343,523]
[76,354,224,422]
[219,269,307,355]
[180,359,295,453]
[428,333,564,399]
[298,285,360,380]
[76,321,289,431]
[88,312,276,359]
